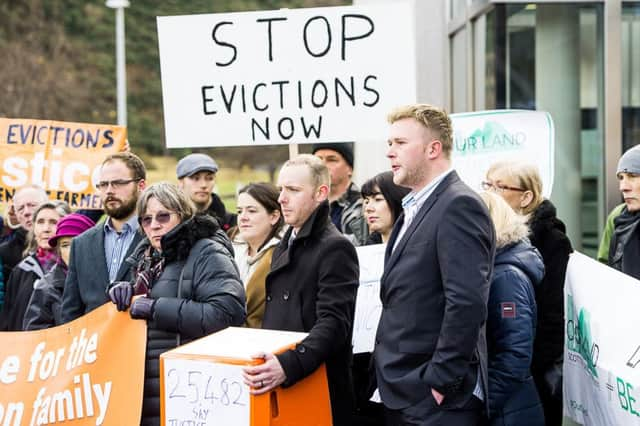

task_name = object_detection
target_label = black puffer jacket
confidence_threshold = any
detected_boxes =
[23,263,67,330]
[528,200,572,375]
[125,214,246,426]
[0,254,44,331]
[0,227,27,280]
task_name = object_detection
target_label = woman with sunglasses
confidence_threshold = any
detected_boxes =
[484,161,572,426]
[107,182,246,426]
[0,201,70,331]
[231,182,283,328]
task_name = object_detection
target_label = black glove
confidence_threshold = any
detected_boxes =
[130,296,156,320]
[108,281,133,312]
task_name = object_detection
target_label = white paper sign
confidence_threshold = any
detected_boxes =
[450,110,555,197]
[352,244,385,354]
[563,252,640,425]
[157,2,416,148]
[163,358,250,426]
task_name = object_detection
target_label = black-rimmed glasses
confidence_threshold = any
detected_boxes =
[95,178,140,190]
[481,181,526,193]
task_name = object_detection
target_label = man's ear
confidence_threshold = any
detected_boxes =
[427,140,443,159]
[316,184,330,201]
[138,179,146,191]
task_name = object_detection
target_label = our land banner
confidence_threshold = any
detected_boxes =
[0,303,146,426]
[564,252,640,425]
[157,2,416,147]
[0,118,127,208]
[450,110,555,197]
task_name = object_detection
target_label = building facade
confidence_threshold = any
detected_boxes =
[355,0,640,256]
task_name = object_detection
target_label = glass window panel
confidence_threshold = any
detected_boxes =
[483,3,604,256]
[623,3,640,152]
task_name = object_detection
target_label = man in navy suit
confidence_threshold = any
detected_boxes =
[61,152,146,322]
[374,104,495,425]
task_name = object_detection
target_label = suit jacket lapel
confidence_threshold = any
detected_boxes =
[268,230,293,275]
[382,171,461,279]
[91,226,110,285]
[114,231,143,282]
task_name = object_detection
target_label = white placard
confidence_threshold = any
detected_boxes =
[563,252,640,425]
[163,358,250,426]
[157,2,416,148]
[450,110,555,197]
[169,327,308,360]
[352,244,385,354]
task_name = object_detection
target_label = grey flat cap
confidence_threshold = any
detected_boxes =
[176,153,219,179]
[617,145,640,175]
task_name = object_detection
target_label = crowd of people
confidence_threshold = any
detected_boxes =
[0,103,637,425]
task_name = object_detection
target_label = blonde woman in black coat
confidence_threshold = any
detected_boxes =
[484,161,572,425]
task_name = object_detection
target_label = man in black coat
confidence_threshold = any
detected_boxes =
[242,154,359,426]
[61,152,146,322]
[374,104,495,425]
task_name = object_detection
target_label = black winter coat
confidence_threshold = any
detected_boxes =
[528,200,572,375]
[0,227,27,280]
[124,215,246,426]
[0,254,44,331]
[262,201,359,426]
[488,241,545,425]
[204,193,237,233]
[23,263,67,330]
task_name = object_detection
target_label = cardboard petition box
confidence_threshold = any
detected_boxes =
[160,327,332,426]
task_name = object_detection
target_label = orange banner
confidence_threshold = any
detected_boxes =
[0,118,127,209]
[0,303,146,425]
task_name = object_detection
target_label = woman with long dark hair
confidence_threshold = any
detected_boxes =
[361,171,410,244]
[232,182,283,328]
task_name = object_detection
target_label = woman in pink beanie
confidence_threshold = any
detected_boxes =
[23,213,95,330]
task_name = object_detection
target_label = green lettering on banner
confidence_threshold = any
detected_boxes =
[618,377,629,411]
[565,294,599,377]
[617,377,640,417]
[453,121,526,156]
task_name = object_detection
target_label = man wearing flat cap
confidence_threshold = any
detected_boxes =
[312,143,367,246]
[608,144,640,279]
[177,153,237,232]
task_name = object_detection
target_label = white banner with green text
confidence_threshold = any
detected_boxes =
[563,252,640,425]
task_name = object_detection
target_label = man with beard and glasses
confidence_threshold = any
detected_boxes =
[61,152,146,322]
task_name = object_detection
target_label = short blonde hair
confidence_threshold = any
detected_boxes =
[480,191,530,249]
[387,104,453,157]
[486,160,544,215]
[282,154,330,189]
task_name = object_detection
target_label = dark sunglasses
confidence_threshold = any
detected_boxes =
[139,211,178,228]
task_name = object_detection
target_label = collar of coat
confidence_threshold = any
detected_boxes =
[128,214,230,265]
[283,200,331,247]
